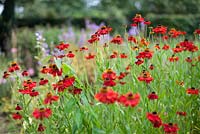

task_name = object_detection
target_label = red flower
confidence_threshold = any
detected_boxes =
[110,51,118,59]
[135,59,144,66]
[48,64,62,77]
[144,21,151,25]
[23,79,37,89]
[12,112,22,120]
[3,71,10,79]
[56,42,69,50]
[102,69,117,80]
[186,87,199,95]
[176,111,186,116]
[69,87,82,95]
[120,53,128,58]
[185,57,192,63]
[44,92,59,104]
[110,35,123,45]
[97,26,112,35]
[180,39,198,52]
[147,112,162,128]
[153,25,167,34]
[94,87,118,104]
[85,53,95,60]
[79,46,88,51]
[194,29,200,34]
[149,64,154,70]
[138,70,153,84]
[53,76,75,92]
[29,90,39,97]
[168,55,179,62]
[132,14,144,23]
[66,51,75,58]
[32,108,52,120]
[15,104,22,110]
[88,34,100,44]
[103,80,116,87]
[148,92,158,100]
[136,48,153,59]
[22,70,29,76]
[162,44,170,50]
[128,36,137,44]
[38,123,45,132]
[172,44,183,53]
[40,66,50,74]
[39,78,49,85]
[8,62,20,72]
[118,92,140,107]
[154,44,160,50]
[163,123,179,134]
[18,88,32,94]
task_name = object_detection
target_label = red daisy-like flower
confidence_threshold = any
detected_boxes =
[15,104,22,110]
[66,51,75,58]
[48,64,62,77]
[103,79,116,87]
[154,44,160,50]
[172,44,183,53]
[97,26,112,35]
[79,46,88,51]
[147,112,162,128]
[8,62,20,72]
[88,34,100,44]
[22,70,29,76]
[23,79,37,89]
[186,87,199,95]
[44,92,59,104]
[144,21,151,25]
[38,123,46,132]
[118,92,140,107]
[128,36,137,44]
[153,25,167,34]
[162,44,170,50]
[94,87,118,104]
[138,70,153,84]
[55,42,69,50]
[12,112,22,120]
[135,59,144,66]
[102,69,117,80]
[136,48,153,59]
[110,35,123,45]
[185,57,192,63]
[168,55,179,62]
[132,14,144,23]
[32,108,52,120]
[149,64,154,70]
[194,29,200,34]
[40,66,50,74]
[120,53,128,58]
[39,78,49,85]
[163,123,179,134]
[29,90,39,97]
[148,92,158,100]
[69,87,82,95]
[85,53,95,60]
[3,71,10,79]
[118,72,128,80]
[176,111,186,116]
[110,51,118,59]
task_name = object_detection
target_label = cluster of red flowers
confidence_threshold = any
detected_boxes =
[147,112,180,133]
[95,87,140,107]
[3,62,20,79]
[40,64,62,77]
[138,70,153,84]
[131,14,151,26]
[168,28,186,38]
[153,25,167,34]
[88,26,112,44]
